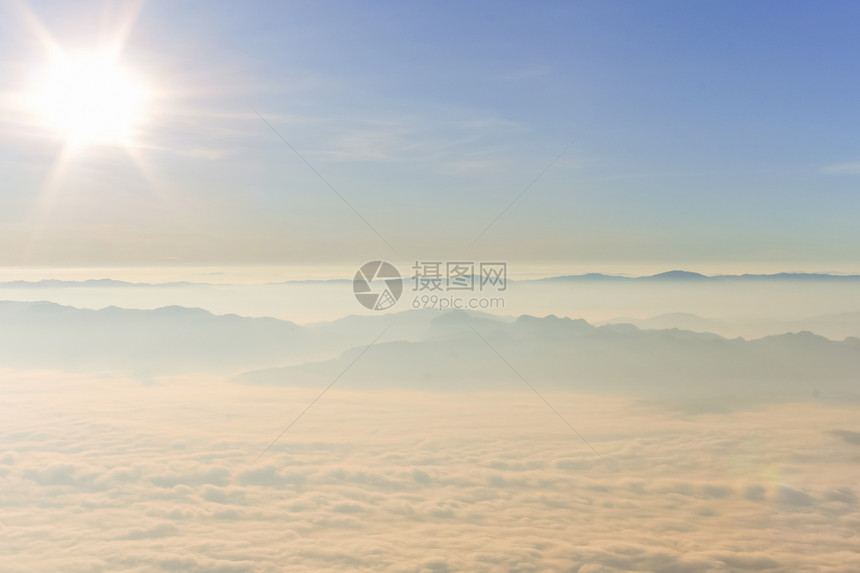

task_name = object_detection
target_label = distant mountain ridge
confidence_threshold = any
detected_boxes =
[235,309,860,409]
[533,270,860,282]
[2,301,859,409]
[1,271,859,289]
[0,302,496,378]
[604,311,860,341]
[0,301,306,378]
[0,279,203,288]
[0,278,352,288]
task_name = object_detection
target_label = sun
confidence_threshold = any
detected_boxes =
[31,53,148,146]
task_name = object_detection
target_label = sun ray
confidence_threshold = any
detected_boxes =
[99,0,145,61]
[123,144,183,215]
[9,0,64,59]
[10,0,157,265]
[16,142,76,265]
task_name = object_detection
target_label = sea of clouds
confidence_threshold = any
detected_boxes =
[1,370,858,572]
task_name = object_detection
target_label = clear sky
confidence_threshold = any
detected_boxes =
[1,0,859,273]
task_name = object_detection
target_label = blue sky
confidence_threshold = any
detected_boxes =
[1,0,859,272]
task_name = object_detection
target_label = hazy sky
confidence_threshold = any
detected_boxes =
[1,0,859,271]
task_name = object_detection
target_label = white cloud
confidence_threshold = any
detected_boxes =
[821,161,860,174]
[0,372,858,572]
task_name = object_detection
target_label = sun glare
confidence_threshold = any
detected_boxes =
[31,54,148,146]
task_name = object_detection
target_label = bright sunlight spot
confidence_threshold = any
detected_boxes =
[30,53,147,146]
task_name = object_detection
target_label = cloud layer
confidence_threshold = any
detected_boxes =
[1,371,859,572]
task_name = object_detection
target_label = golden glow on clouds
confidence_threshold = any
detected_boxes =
[1,373,858,572]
